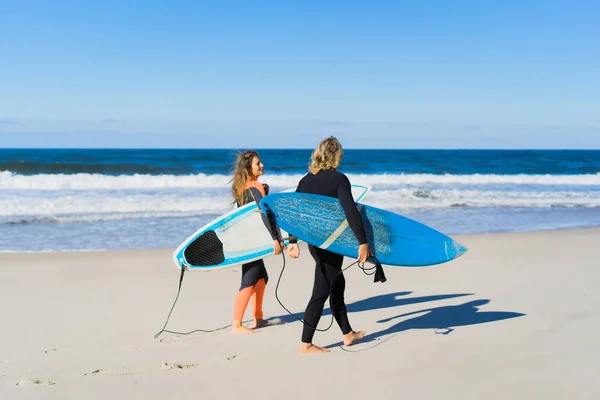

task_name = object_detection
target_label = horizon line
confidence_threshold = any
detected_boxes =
[1,147,599,151]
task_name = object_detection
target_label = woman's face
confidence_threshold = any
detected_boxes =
[250,156,264,177]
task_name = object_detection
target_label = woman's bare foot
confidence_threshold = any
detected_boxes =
[252,318,268,329]
[299,343,330,354]
[232,322,258,334]
[343,330,365,346]
[252,317,283,329]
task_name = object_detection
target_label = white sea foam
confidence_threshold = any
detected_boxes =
[1,188,598,225]
[364,188,600,209]
[0,194,233,221]
[2,171,600,190]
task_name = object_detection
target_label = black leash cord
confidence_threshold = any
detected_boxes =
[273,248,384,332]
[153,266,233,339]
[154,250,384,339]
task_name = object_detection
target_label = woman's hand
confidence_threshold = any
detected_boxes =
[287,243,300,259]
[358,243,372,263]
[273,240,286,255]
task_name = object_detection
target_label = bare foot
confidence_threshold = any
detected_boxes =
[252,318,268,329]
[253,318,283,329]
[299,343,330,354]
[343,330,366,346]
[232,323,258,334]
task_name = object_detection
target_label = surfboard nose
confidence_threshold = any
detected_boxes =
[455,242,468,258]
[446,240,468,260]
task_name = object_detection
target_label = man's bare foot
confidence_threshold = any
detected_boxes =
[299,343,330,354]
[343,330,365,346]
[232,323,258,334]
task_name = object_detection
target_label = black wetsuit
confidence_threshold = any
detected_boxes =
[238,183,281,290]
[289,169,368,343]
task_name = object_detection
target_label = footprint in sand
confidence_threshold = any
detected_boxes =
[160,362,198,370]
[44,348,70,354]
[227,353,250,361]
[84,369,113,376]
[16,378,56,387]
[84,368,137,377]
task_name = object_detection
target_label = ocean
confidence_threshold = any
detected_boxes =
[1,148,599,252]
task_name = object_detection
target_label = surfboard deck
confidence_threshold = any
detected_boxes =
[172,184,371,270]
[259,192,467,267]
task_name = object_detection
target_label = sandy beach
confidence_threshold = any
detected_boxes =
[1,228,599,399]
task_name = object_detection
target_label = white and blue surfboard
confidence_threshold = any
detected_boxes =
[259,192,467,267]
[172,184,371,270]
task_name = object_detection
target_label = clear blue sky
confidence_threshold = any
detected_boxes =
[1,0,599,148]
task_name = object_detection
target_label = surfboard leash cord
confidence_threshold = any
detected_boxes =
[273,250,386,333]
[153,264,236,340]
[154,251,387,339]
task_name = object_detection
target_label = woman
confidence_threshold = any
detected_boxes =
[287,136,371,353]
[231,150,286,334]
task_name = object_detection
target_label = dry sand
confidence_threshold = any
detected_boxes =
[1,228,599,399]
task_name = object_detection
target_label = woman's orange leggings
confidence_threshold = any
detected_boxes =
[233,278,266,322]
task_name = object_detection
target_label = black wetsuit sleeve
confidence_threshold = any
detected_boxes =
[288,178,304,244]
[337,174,368,245]
[249,187,281,241]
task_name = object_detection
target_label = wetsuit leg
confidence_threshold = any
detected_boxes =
[301,246,352,343]
[233,260,269,323]
[233,286,253,322]
[252,278,266,320]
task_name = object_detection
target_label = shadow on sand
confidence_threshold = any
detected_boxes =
[269,291,473,325]
[325,299,525,349]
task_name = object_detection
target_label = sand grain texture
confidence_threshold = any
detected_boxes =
[1,229,599,399]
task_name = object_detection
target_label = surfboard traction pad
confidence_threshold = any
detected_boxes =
[183,230,225,266]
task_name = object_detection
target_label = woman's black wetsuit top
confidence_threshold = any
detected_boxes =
[237,183,280,290]
[289,169,367,245]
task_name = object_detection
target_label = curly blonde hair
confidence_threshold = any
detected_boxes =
[231,150,259,206]
[309,136,344,174]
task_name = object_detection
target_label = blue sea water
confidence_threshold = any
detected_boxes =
[1,149,599,252]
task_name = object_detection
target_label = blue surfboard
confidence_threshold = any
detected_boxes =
[259,192,467,266]
[172,184,371,270]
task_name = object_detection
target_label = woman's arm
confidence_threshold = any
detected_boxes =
[249,186,281,241]
[337,174,371,263]
[336,174,367,245]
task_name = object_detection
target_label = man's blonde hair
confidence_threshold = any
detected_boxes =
[309,136,344,174]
